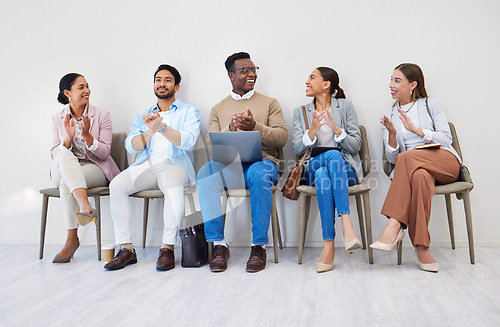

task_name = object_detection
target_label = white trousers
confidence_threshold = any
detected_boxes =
[51,148,108,229]
[109,159,189,245]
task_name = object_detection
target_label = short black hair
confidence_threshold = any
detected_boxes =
[154,64,181,85]
[224,52,251,72]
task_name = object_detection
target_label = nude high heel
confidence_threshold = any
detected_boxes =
[76,212,98,226]
[415,249,438,272]
[343,236,362,253]
[316,262,334,273]
[53,240,80,263]
[370,228,404,251]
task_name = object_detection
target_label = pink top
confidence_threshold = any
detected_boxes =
[50,104,120,181]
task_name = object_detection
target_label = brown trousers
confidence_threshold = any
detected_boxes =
[381,149,460,247]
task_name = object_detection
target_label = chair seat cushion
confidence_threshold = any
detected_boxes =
[221,185,278,197]
[297,183,372,196]
[435,181,473,195]
[40,187,110,197]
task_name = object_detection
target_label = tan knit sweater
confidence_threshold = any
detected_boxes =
[205,92,288,166]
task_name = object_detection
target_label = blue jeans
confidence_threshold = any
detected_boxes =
[197,159,280,245]
[305,150,357,241]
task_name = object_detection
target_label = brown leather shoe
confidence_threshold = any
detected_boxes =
[104,248,137,270]
[156,248,175,271]
[246,246,266,272]
[209,245,230,272]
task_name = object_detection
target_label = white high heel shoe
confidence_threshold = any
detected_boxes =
[343,237,362,253]
[415,249,438,272]
[370,228,404,251]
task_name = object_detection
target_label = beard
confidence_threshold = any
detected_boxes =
[155,88,175,100]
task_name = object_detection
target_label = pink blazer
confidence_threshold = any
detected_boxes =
[50,104,120,182]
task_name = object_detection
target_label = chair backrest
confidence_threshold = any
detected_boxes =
[448,122,463,160]
[111,132,128,171]
[192,133,209,174]
[382,143,393,178]
[359,125,371,177]
[381,121,462,178]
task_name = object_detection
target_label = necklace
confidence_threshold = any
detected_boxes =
[399,100,416,113]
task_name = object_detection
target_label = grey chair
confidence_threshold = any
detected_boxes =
[296,125,374,264]
[129,135,208,248]
[382,122,475,264]
[39,132,127,260]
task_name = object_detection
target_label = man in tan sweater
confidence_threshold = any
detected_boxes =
[197,52,288,273]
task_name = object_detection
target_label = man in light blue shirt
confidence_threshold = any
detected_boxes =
[105,64,200,271]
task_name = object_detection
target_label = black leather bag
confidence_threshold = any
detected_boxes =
[179,211,208,267]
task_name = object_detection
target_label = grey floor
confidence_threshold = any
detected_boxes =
[1,244,499,327]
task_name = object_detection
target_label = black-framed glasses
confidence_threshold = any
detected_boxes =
[230,66,259,74]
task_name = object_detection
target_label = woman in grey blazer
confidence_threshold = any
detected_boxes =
[292,67,363,273]
[370,63,461,272]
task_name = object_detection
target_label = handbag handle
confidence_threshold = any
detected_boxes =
[299,105,310,163]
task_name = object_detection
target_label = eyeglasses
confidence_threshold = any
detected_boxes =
[230,66,259,74]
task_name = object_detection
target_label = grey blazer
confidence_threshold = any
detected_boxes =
[292,97,363,183]
[382,97,462,177]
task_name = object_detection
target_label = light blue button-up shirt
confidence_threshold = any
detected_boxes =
[125,99,201,184]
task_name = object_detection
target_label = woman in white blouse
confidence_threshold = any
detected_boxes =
[371,63,461,272]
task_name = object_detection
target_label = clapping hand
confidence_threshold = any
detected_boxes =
[324,110,342,134]
[143,111,164,133]
[381,115,396,135]
[230,108,256,131]
[81,115,91,137]
[63,113,76,140]
[311,110,327,132]
[397,108,418,134]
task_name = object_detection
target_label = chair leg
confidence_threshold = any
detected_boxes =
[93,195,102,261]
[444,194,456,249]
[362,192,374,264]
[298,193,310,264]
[276,212,283,249]
[221,195,228,227]
[397,240,403,265]
[186,193,196,214]
[271,193,283,249]
[39,194,50,259]
[462,190,475,264]
[355,195,366,249]
[208,242,213,262]
[142,198,150,249]
[271,192,279,263]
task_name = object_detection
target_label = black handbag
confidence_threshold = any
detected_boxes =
[179,211,208,267]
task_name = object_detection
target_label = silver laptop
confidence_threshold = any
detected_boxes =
[209,131,263,164]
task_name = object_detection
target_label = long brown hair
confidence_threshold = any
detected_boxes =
[394,63,428,100]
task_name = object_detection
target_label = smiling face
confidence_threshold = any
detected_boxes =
[229,58,257,96]
[389,69,417,102]
[154,69,179,100]
[305,69,330,97]
[64,76,90,108]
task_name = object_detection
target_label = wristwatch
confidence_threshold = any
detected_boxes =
[158,123,167,134]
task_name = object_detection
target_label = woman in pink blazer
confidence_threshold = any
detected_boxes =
[50,73,120,263]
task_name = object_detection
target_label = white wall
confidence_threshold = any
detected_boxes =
[1,0,499,248]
